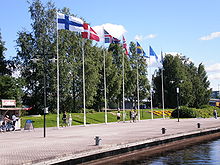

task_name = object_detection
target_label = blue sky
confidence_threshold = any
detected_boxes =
[0,0,220,90]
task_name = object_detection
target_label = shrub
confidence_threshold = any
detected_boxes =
[171,106,196,118]
[171,105,220,118]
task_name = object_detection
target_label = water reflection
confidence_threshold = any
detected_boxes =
[122,138,220,165]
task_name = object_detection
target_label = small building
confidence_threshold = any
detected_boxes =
[0,99,31,130]
[209,99,220,107]
[211,91,220,99]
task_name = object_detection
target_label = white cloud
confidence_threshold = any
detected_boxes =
[93,23,127,42]
[206,63,220,72]
[206,63,220,90]
[134,34,157,41]
[208,73,220,80]
[134,35,144,41]
[199,32,220,40]
[146,34,157,39]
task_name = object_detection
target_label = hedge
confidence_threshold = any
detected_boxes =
[171,106,220,118]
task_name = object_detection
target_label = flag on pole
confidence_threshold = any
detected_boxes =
[122,35,129,55]
[136,42,143,54]
[103,29,120,43]
[57,13,84,32]
[149,46,159,61]
[136,42,148,57]
[82,23,100,42]
[104,29,113,43]
[112,37,121,44]
[158,51,164,68]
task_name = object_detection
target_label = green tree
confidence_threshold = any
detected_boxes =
[0,31,23,103]
[128,41,149,107]
[16,0,57,114]
[153,54,210,108]
[0,31,11,76]
[108,43,124,108]
[190,63,211,107]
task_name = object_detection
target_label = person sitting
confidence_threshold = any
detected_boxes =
[4,115,11,124]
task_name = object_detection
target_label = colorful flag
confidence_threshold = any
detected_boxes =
[82,23,100,42]
[57,13,84,32]
[103,29,120,44]
[122,35,129,55]
[136,42,143,54]
[149,46,158,61]
[136,42,148,57]
[104,29,113,43]
[112,37,121,44]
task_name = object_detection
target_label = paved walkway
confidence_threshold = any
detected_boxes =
[1,118,220,165]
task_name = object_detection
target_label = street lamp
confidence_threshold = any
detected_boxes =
[170,80,183,122]
[31,55,55,138]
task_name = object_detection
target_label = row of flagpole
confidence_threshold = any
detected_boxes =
[56,12,165,128]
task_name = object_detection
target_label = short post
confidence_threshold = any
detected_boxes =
[94,136,101,146]
[176,87,180,122]
[197,123,201,128]
[161,128,166,134]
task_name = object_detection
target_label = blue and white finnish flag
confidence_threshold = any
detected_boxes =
[149,46,159,61]
[57,13,84,32]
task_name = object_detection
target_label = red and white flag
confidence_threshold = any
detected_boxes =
[123,35,129,55]
[82,23,100,42]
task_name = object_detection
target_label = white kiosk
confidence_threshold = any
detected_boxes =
[0,99,31,130]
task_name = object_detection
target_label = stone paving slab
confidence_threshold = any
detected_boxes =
[0,118,220,165]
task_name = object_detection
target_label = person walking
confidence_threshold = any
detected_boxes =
[131,110,136,122]
[116,109,121,122]
[213,110,218,119]
[68,114,72,126]
[129,110,133,122]
[62,111,67,127]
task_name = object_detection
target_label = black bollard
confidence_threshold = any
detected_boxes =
[94,136,102,146]
[161,128,166,134]
[197,123,201,128]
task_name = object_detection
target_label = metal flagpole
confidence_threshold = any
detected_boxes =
[137,59,140,121]
[135,42,140,121]
[103,27,108,124]
[122,46,125,122]
[56,12,60,129]
[161,52,165,119]
[149,47,153,119]
[82,39,86,126]
[103,49,107,124]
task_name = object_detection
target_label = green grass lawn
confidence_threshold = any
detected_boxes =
[21,109,173,128]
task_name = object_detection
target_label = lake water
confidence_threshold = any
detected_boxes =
[123,138,220,165]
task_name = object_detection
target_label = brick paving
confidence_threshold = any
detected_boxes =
[0,118,220,165]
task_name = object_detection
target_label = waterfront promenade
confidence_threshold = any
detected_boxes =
[1,118,220,165]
